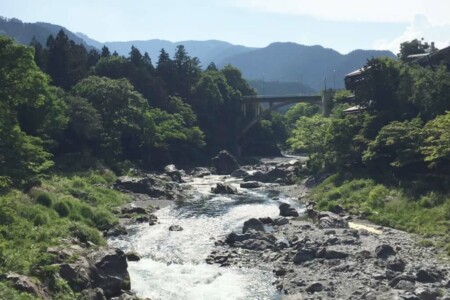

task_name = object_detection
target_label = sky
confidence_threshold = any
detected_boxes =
[1,0,449,54]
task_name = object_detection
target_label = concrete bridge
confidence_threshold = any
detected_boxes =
[238,90,333,141]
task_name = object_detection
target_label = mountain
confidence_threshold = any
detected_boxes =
[0,17,93,49]
[217,42,396,90]
[76,35,256,67]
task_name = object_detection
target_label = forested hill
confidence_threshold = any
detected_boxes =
[0,17,92,49]
[218,43,396,90]
[1,17,395,92]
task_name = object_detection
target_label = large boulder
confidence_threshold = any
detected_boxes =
[279,203,299,217]
[88,248,130,298]
[211,183,237,194]
[114,176,166,198]
[211,150,240,175]
[375,244,396,259]
[243,171,270,183]
[317,211,348,229]
[230,168,250,178]
[58,259,91,292]
[190,167,211,178]
[293,249,316,263]
[164,164,184,183]
[242,218,265,233]
[240,181,261,189]
[6,273,49,299]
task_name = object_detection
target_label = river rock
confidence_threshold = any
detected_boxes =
[121,206,148,215]
[211,150,240,175]
[243,218,265,233]
[306,282,324,293]
[164,164,184,183]
[211,183,237,194]
[416,268,443,283]
[88,248,130,298]
[148,214,158,226]
[58,259,91,292]
[114,176,166,198]
[190,167,211,177]
[106,225,128,237]
[80,288,106,300]
[169,225,183,231]
[243,171,270,183]
[375,244,396,259]
[387,257,406,272]
[6,273,49,299]
[279,203,299,217]
[415,287,439,300]
[231,168,249,178]
[293,248,316,263]
[317,211,348,228]
[240,181,261,189]
[126,252,141,261]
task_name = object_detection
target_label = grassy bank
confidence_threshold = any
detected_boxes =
[310,174,450,254]
[0,169,131,299]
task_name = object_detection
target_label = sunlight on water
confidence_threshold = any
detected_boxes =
[109,175,301,300]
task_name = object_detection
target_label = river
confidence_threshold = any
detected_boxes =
[108,174,303,300]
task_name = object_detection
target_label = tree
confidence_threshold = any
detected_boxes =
[73,76,152,161]
[101,45,111,57]
[421,112,450,170]
[0,36,62,187]
[398,38,431,61]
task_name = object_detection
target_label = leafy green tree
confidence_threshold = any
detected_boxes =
[285,103,320,130]
[409,65,450,120]
[0,36,61,187]
[363,118,424,170]
[288,115,332,172]
[398,38,431,61]
[73,76,152,162]
[421,112,450,170]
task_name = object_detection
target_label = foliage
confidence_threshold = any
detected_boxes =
[421,111,450,170]
[398,38,432,61]
[363,118,424,169]
[0,36,66,189]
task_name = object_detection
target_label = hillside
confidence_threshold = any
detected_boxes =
[0,17,93,49]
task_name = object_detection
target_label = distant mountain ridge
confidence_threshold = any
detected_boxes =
[217,42,396,90]
[0,17,93,50]
[0,17,396,92]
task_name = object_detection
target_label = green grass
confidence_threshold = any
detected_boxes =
[311,174,450,254]
[0,169,131,298]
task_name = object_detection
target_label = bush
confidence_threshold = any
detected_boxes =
[52,201,70,217]
[70,223,104,245]
[36,192,53,207]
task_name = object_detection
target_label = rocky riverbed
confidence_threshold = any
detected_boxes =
[105,150,449,300]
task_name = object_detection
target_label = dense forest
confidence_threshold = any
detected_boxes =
[1,28,449,298]
[1,29,291,191]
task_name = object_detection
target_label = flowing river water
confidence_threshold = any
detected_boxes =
[109,174,303,300]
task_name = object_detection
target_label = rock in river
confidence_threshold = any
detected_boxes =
[211,150,240,175]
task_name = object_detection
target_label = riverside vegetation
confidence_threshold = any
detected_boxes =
[0,30,449,299]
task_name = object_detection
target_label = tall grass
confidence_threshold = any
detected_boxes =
[311,174,450,254]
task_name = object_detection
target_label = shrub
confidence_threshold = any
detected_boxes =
[36,192,53,207]
[53,201,70,217]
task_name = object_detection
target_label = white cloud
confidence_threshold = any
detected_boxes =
[373,14,450,53]
[231,0,450,24]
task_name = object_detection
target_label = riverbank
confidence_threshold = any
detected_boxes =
[109,152,450,299]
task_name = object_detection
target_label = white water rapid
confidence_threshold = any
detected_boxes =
[109,175,302,300]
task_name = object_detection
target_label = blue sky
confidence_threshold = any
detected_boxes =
[1,0,449,54]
